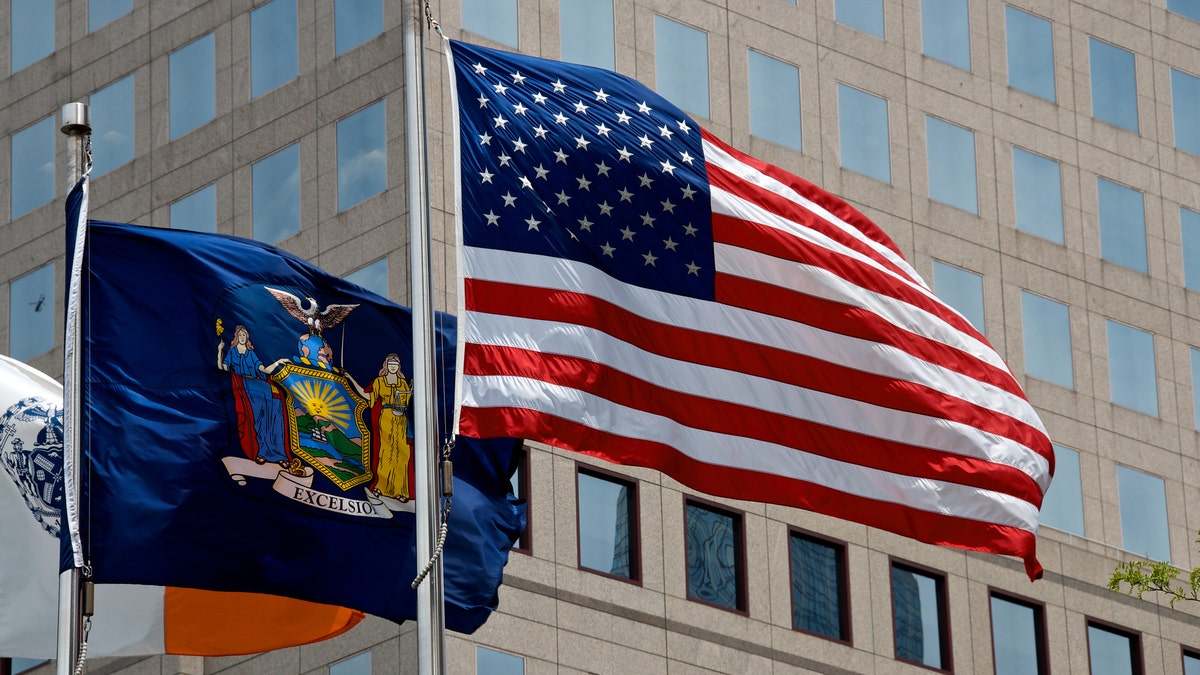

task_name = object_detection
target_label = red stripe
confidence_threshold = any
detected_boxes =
[462,343,1046,505]
[466,277,1042,451]
[459,405,1042,578]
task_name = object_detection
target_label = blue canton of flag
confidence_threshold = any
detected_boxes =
[454,43,715,300]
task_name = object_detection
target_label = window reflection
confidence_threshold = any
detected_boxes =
[1183,208,1200,292]
[1089,38,1138,132]
[748,51,801,152]
[1185,650,1200,675]
[252,143,300,244]
[1172,69,1200,156]
[344,258,388,299]
[90,75,135,178]
[654,16,709,119]
[891,564,946,669]
[477,646,524,675]
[169,34,215,139]
[560,0,614,69]
[1106,320,1157,416]
[1097,178,1147,273]
[337,101,387,211]
[329,651,369,675]
[836,0,884,37]
[922,0,970,70]
[1191,348,1200,431]
[789,532,847,640]
[11,116,56,219]
[1039,445,1083,535]
[837,84,890,183]
[991,594,1046,675]
[335,0,382,55]
[1020,291,1073,388]
[508,445,529,552]
[577,469,636,579]
[170,184,217,233]
[251,0,298,98]
[932,261,985,334]
[1012,148,1063,243]
[1087,622,1140,675]
[1005,7,1055,101]
[89,0,132,32]
[1117,466,1169,562]
[9,264,55,362]
[12,0,54,72]
[1169,0,1200,22]
[926,116,977,213]
[462,0,518,48]
[685,501,742,610]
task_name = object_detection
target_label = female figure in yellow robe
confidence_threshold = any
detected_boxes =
[367,353,412,501]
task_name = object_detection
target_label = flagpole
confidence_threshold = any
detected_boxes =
[403,2,447,674]
[56,102,90,675]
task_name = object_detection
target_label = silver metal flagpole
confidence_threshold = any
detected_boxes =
[56,102,90,675]
[403,1,446,674]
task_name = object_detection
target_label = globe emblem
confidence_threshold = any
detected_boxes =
[0,396,64,537]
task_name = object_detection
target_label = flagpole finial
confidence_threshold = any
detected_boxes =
[60,103,91,136]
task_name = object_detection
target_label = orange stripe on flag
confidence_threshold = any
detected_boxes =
[164,588,364,656]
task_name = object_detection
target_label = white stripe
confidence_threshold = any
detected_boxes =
[461,374,1041,530]
[465,312,1050,488]
[464,246,1042,432]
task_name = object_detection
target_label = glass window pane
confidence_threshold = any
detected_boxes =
[1012,147,1064,243]
[1107,320,1157,416]
[170,184,217,233]
[1184,208,1200,292]
[926,116,978,213]
[1088,624,1138,675]
[462,0,518,49]
[748,51,801,152]
[251,0,298,98]
[12,0,54,72]
[1172,69,1200,156]
[12,659,48,674]
[789,533,846,640]
[335,0,382,55]
[252,143,300,244]
[1039,445,1084,535]
[837,84,890,183]
[11,116,56,219]
[1192,348,1200,431]
[991,595,1044,675]
[1005,7,1055,101]
[922,0,970,70]
[892,565,945,669]
[578,471,635,578]
[477,647,524,675]
[9,263,55,361]
[90,75,135,178]
[1097,178,1147,273]
[329,652,370,675]
[1020,291,1073,388]
[1185,651,1200,675]
[654,16,709,119]
[344,258,388,299]
[560,0,614,70]
[836,0,884,38]
[932,261,985,335]
[1117,466,1170,562]
[685,502,741,610]
[169,34,215,139]
[1089,38,1138,133]
[337,101,387,211]
[1169,0,1200,22]
[89,0,132,32]
[509,445,529,551]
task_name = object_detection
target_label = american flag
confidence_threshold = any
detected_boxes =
[448,40,1053,578]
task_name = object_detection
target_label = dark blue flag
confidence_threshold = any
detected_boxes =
[63,177,524,632]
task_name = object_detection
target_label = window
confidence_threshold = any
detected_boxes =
[9,263,55,361]
[990,592,1047,675]
[1087,620,1142,675]
[251,0,297,98]
[509,445,530,553]
[922,0,970,70]
[477,646,524,675]
[462,0,518,48]
[1169,0,1200,22]
[1097,178,1147,273]
[789,530,848,641]
[748,51,801,152]
[344,258,388,298]
[1117,466,1169,562]
[329,652,370,675]
[654,16,709,119]
[1184,208,1200,292]
[1106,320,1157,416]
[1089,38,1138,133]
[10,658,48,674]
[1012,147,1063,243]
[835,0,884,38]
[1039,444,1084,535]
[577,467,638,580]
[169,34,215,139]
[1020,291,1073,388]
[89,0,132,32]
[1192,348,1200,430]
[337,101,387,211]
[891,562,949,670]
[90,75,135,178]
[1172,69,1200,156]
[12,0,54,72]
[685,499,744,612]
[1005,7,1055,101]
[1185,649,1200,675]
[252,143,300,244]
[926,116,977,213]
[170,184,217,233]
[837,84,890,183]
[335,0,382,55]
[932,261,985,334]
[11,115,55,219]
[560,0,614,70]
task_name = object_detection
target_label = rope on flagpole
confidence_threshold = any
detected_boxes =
[411,437,455,589]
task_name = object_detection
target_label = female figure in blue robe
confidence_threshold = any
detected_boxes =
[218,324,287,464]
